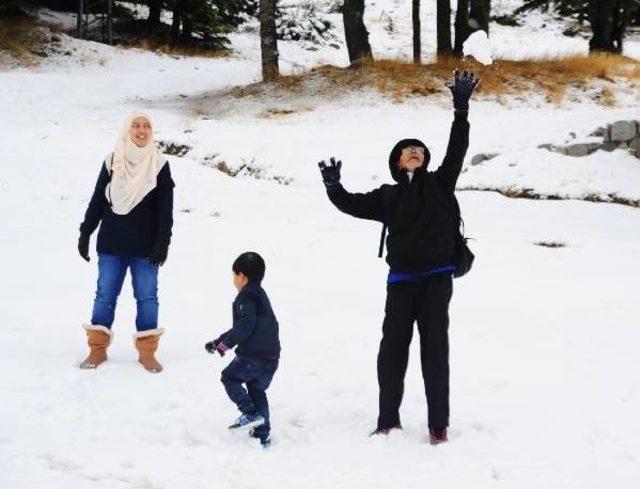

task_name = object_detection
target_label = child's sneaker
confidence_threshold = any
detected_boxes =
[249,428,271,448]
[429,428,448,445]
[228,413,265,431]
[259,436,271,448]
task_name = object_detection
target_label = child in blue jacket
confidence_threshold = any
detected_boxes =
[206,252,280,447]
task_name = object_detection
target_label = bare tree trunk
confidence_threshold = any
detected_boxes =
[469,0,491,35]
[343,0,373,66]
[437,0,453,57]
[77,0,84,38]
[413,0,421,63]
[171,0,186,43]
[611,0,632,53]
[147,0,162,28]
[181,0,193,44]
[453,0,470,57]
[589,0,615,51]
[260,0,279,81]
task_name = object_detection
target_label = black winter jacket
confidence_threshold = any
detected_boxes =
[218,282,281,360]
[80,161,175,257]
[326,112,469,273]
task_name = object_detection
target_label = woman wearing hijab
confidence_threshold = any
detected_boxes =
[77,113,174,373]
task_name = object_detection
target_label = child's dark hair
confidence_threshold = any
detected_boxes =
[232,252,266,283]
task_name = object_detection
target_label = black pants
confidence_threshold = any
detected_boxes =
[377,273,453,431]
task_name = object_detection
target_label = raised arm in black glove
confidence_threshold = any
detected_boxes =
[318,157,342,190]
[445,69,480,113]
[149,238,169,267]
[78,232,90,262]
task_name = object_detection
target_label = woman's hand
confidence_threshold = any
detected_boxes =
[149,239,169,267]
[445,69,480,113]
[78,232,90,262]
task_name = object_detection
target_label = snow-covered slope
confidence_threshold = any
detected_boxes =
[1,8,640,489]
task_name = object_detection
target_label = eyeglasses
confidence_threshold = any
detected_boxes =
[401,146,425,154]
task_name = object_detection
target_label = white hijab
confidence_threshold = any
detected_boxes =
[104,112,166,215]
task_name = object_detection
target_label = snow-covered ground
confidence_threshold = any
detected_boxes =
[1,4,640,489]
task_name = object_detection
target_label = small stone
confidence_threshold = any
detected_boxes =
[538,143,565,154]
[565,143,600,157]
[470,153,499,166]
[629,137,640,151]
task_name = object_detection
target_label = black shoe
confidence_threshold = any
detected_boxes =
[370,424,402,436]
[429,428,448,445]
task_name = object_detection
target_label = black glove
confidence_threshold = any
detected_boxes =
[78,232,90,262]
[205,338,228,356]
[205,339,220,354]
[318,157,342,190]
[445,69,480,113]
[149,238,169,267]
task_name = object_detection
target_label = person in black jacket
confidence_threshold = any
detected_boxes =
[205,252,280,448]
[319,70,479,444]
[78,112,174,373]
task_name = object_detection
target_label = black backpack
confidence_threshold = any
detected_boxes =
[377,181,474,278]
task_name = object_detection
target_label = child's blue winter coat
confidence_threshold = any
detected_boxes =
[218,282,280,359]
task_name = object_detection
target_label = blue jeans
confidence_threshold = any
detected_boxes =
[91,253,159,331]
[221,356,279,437]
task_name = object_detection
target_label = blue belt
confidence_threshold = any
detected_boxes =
[387,265,455,284]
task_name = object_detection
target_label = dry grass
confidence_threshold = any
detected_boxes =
[246,54,640,105]
[459,186,640,208]
[123,39,231,58]
[600,86,616,106]
[535,241,567,248]
[0,16,67,66]
[258,106,312,118]
[189,105,206,117]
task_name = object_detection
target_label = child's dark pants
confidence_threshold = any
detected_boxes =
[221,356,279,438]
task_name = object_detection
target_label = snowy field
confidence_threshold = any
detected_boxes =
[1,4,640,489]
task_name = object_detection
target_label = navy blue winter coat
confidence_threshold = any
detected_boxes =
[80,161,174,257]
[219,282,281,360]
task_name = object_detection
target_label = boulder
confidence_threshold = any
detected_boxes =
[601,141,620,152]
[610,121,638,142]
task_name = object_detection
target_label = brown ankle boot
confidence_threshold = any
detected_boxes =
[79,325,112,369]
[135,329,165,373]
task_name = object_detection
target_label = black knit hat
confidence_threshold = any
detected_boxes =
[232,252,266,283]
[388,138,431,184]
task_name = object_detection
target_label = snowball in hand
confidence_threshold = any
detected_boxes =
[463,30,493,65]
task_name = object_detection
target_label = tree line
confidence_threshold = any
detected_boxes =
[1,0,639,81]
[343,0,639,66]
